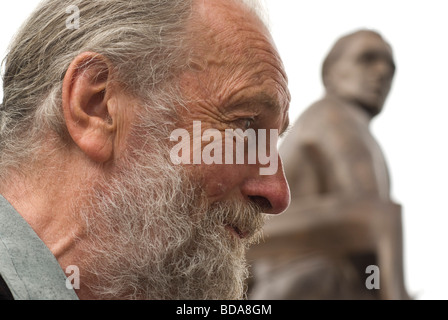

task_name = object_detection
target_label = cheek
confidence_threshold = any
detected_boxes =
[191,163,251,202]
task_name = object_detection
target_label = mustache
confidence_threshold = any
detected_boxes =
[201,199,267,245]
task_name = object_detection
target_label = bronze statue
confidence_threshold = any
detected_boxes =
[248,29,410,300]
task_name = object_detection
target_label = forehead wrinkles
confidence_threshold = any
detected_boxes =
[187,0,289,106]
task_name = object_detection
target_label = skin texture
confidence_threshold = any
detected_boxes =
[179,0,291,213]
[0,0,290,299]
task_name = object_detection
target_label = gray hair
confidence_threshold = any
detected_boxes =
[0,0,266,177]
[0,0,193,176]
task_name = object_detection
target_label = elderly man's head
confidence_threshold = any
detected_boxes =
[0,0,290,299]
[322,29,396,117]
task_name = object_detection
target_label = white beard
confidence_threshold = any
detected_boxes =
[77,139,265,300]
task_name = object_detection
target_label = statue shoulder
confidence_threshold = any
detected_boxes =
[298,98,348,129]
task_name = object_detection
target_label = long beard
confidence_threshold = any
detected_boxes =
[77,142,265,300]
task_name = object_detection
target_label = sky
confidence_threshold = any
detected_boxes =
[1,1,447,300]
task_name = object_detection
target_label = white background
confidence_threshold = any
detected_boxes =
[1,1,447,299]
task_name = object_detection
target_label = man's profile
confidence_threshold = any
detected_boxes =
[248,30,409,300]
[0,0,290,300]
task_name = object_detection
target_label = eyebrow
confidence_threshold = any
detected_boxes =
[251,92,290,137]
[226,91,290,137]
[228,90,291,137]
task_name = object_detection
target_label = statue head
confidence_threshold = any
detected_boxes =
[322,30,396,117]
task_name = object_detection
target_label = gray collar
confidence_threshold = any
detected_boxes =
[0,195,78,300]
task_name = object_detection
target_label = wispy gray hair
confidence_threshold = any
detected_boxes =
[0,0,266,177]
[0,0,194,175]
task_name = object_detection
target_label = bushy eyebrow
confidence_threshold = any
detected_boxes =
[249,92,290,138]
[228,89,289,121]
[228,91,276,109]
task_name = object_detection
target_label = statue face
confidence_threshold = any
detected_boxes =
[328,32,396,116]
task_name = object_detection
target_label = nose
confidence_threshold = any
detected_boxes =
[241,155,291,215]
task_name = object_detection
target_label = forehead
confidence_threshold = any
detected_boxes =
[186,0,290,112]
[193,0,267,47]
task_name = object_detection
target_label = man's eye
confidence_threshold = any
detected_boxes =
[235,118,254,130]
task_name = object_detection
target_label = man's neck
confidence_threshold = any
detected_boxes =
[0,157,99,299]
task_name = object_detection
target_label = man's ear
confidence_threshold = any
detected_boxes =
[62,52,116,163]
